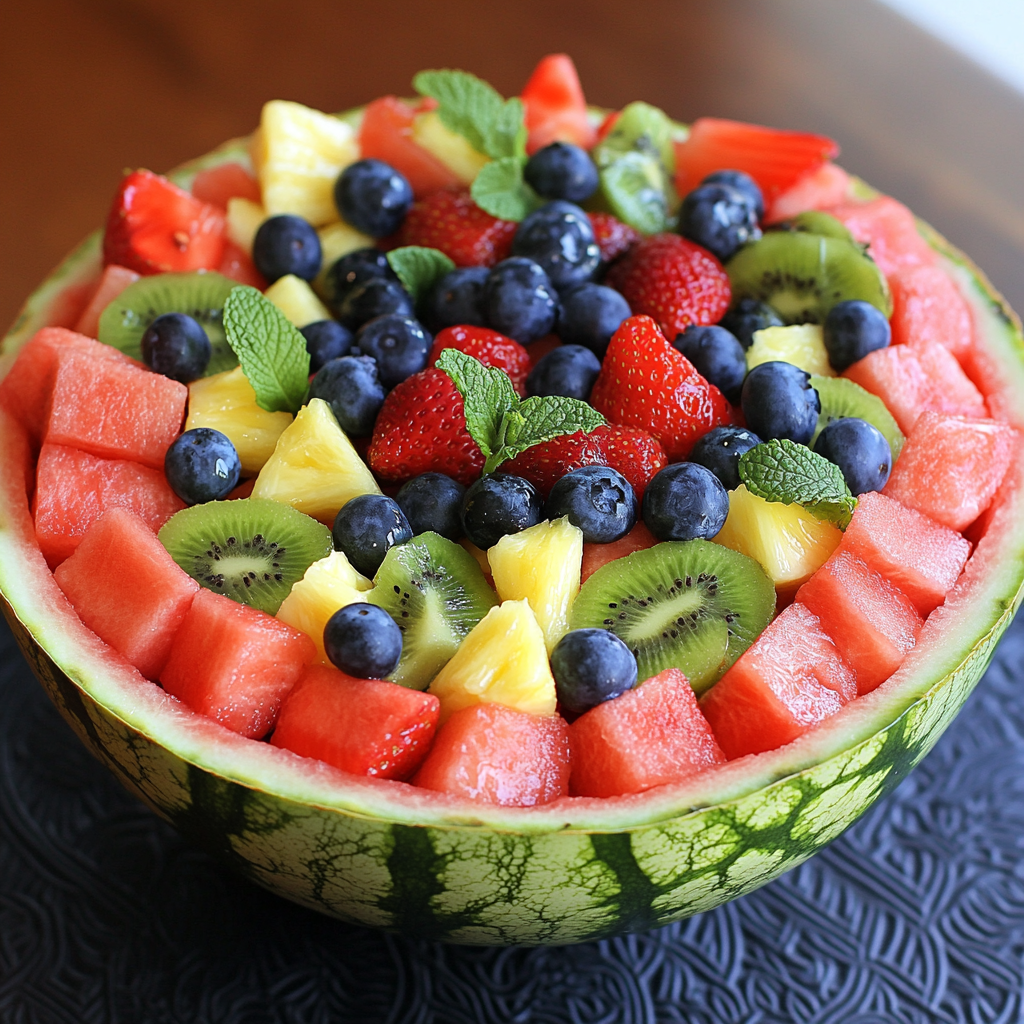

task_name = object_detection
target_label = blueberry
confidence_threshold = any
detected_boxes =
[523,142,600,203]
[550,628,638,715]
[823,299,892,372]
[395,473,467,541]
[333,159,413,238]
[355,314,432,389]
[323,603,402,679]
[678,183,761,263]
[556,282,631,357]
[687,426,763,491]
[308,356,386,437]
[672,324,747,402]
[300,319,353,373]
[511,201,601,290]
[164,428,241,505]
[813,417,892,495]
[544,465,637,544]
[484,258,559,344]
[642,463,729,541]
[422,266,489,331]
[331,277,415,331]
[326,248,396,300]
[461,474,543,549]
[140,312,211,383]
[526,345,601,401]
[719,298,784,349]
[332,494,413,578]
[252,214,322,283]
[741,361,820,444]
[701,169,765,222]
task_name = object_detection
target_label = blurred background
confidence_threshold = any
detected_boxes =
[1,0,1023,328]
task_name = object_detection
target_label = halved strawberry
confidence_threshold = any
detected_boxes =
[588,212,641,264]
[103,170,226,276]
[520,54,596,154]
[396,188,517,267]
[429,325,531,396]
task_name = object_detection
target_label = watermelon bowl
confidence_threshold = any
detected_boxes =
[2,130,1024,947]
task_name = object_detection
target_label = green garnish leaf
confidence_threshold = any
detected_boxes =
[470,157,541,221]
[223,285,310,414]
[386,246,456,303]
[738,438,857,529]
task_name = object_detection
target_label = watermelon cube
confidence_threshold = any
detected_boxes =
[33,443,185,567]
[520,54,596,154]
[160,589,316,739]
[189,162,262,208]
[766,162,851,223]
[888,264,973,361]
[73,265,141,339]
[54,508,199,679]
[826,196,936,278]
[412,703,570,807]
[796,549,923,695]
[581,521,658,583]
[43,349,187,469]
[699,603,856,759]
[271,665,440,780]
[883,411,1017,532]
[569,668,726,798]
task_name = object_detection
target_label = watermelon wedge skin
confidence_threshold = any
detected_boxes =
[1,138,1023,946]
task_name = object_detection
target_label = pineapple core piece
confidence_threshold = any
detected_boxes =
[252,398,381,524]
[263,274,332,327]
[411,111,491,182]
[428,600,557,723]
[488,517,583,652]
[747,324,835,377]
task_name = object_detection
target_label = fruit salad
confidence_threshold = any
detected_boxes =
[3,54,1018,816]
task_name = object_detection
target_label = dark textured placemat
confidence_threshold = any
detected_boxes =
[0,610,1022,1024]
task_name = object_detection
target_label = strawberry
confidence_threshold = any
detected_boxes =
[606,234,730,339]
[587,212,640,264]
[396,188,517,267]
[103,170,226,276]
[429,325,531,396]
[368,368,484,486]
[503,424,667,500]
[589,315,733,461]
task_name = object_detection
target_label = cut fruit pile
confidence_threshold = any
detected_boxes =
[2,55,1018,817]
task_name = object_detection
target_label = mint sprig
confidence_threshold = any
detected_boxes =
[436,349,605,473]
[223,285,310,414]
[738,439,857,529]
[470,158,541,222]
[386,246,455,303]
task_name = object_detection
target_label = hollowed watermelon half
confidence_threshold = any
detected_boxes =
[1,135,1023,946]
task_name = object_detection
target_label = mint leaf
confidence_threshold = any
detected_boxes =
[470,158,541,221]
[223,285,310,413]
[510,396,606,449]
[386,246,455,303]
[738,439,857,529]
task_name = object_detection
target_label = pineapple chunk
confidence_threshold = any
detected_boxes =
[226,197,265,257]
[277,550,373,663]
[428,600,557,722]
[252,398,380,524]
[263,274,332,327]
[252,100,359,226]
[488,517,583,652]
[747,324,835,377]
[459,538,491,581]
[186,367,293,475]
[411,110,490,183]
[714,484,841,595]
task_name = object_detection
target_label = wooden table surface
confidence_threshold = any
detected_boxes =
[2,0,1023,331]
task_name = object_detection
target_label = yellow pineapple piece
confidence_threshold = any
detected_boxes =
[225,197,265,256]
[276,550,373,663]
[428,600,557,723]
[411,110,490,183]
[251,100,359,226]
[487,517,583,652]
[252,398,380,524]
[186,367,293,476]
[747,324,835,377]
[714,484,841,596]
[263,274,332,327]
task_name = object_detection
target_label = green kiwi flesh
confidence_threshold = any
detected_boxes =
[98,271,240,376]
[569,540,776,694]
[782,210,857,243]
[811,375,905,458]
[368,532,498,691]
[159,498,332,615]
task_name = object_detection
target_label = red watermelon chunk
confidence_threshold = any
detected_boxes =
[160,589,316,740]
[189,162,262,208]
[412,703,570,807]
[889,264,973,361]
[569,668,725,798]
[826,196,936,279]
[699,603,856,759]
[33,443,185,567]
[520,54,596,154]
[54,508,199,679]
[43,349,187,469]
[796,549,923,695]
[271,665,440,780]
[73,265,141,339]
[581,521,658,584]
[883,411,1017,532]
[766,162,852,223]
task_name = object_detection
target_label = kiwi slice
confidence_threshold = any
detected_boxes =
[726,232,892,324]
[782,210,857,244]
[98,271,240,376]
[159,498,332,615]
[810,375,905,458]
[368,532,498,691]
[569,540,775,694]
[592,101,677,172]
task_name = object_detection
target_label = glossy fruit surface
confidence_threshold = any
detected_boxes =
[543,465,637,543]
[164,427,242,505]
[334,159,413,237]
[398,188,517,267]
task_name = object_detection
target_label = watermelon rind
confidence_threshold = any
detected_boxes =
[1,137,1022,945]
